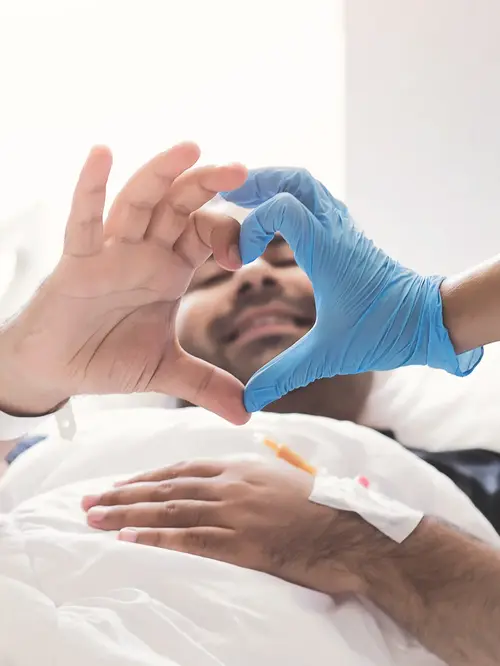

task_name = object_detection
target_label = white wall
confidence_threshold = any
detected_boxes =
[345,0,500,274]
[0,0,344,318]
[5,0,500,287]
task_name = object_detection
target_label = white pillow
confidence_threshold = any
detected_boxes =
[361,342,500,453]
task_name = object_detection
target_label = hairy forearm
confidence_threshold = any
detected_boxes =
[360,517,500,665]
[441,255,500,354]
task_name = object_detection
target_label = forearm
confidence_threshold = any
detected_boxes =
[441,255,500,354]
[361,517,500,666]
[0,319,68,417]
[0,377,67,418]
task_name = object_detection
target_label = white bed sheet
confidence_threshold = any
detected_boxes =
[1,408,497,665]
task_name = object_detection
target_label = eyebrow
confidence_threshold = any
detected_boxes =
[205,233,286,264]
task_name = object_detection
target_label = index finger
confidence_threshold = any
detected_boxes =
[63,145,113,257]
[113,460,226,487]
[145,164,246,251]
[168,163,248,216]
[219,167,348,220]
[105,142,201,242]
[237,193,319,269]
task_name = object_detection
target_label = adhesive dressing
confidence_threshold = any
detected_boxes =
[310,475,424,543]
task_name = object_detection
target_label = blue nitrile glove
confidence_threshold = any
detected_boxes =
[220,168,483,413]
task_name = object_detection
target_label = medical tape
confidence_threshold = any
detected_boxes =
[309,475,423,543]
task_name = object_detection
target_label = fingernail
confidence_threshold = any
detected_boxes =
[229,244,242,267]
[87,506,108,523]
[113,480,127,487]
[119,528,138,543]
[81,495,101,511]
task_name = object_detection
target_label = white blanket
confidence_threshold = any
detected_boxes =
[1,407,498,665]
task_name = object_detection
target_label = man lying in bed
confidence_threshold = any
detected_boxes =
[171,228,500,532]
[7,231,500,530]
[1,143,499,666]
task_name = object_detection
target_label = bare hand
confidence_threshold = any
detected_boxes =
[0,143,249,424]
[83,460,365,595]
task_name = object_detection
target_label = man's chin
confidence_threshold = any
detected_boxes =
[228,335,301,383]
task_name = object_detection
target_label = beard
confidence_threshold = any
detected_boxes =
[203,292,316,383]
[204,331,305,384]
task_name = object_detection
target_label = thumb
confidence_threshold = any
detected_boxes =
[243,331,320,412]
[152,349,250,426]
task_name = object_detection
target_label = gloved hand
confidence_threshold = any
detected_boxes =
[221,169,483,412]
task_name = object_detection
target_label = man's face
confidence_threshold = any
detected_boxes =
[177,235,315,383]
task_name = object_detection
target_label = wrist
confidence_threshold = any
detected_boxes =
[0,334,68,417]
[0,378,68,417]
[420,274,483,376]
[310,512,428,600]
[441,256,500,354]
[440,277,469,354]
[304,512,385,597]
[0,392,68,418]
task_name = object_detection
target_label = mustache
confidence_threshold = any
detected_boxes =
[208,290,316,344]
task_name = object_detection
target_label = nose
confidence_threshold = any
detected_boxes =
[233,258,283,304]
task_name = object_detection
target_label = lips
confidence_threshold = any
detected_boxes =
[222,309,314,347]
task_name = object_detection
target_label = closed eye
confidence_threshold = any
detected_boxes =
[273,258,297,268]
[198,272,231,289]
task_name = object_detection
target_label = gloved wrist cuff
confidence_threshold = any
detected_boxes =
[426,275,484,377]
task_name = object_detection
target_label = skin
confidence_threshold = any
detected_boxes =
[84,460,500,666]
[1,143,499,662]
[0,142,250,425]
[441,255,500,353]
[176,234,373,422]
[81,212,500,665]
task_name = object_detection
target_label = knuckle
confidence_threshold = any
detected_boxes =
[151,483,169,502]
[128,199,154,214]
[192,485,211,501]
[119,509,133,527]
[270,193,302,220]
[167,461,189,478]
[158,480,175,495]
[190,511,203,528]
[286,167,313,187]
[219,479,241,497]
[75,215,101,230]
[171,201,192,217]
[161,501,179,523]
[99,490,119,506]
[103,507,127,526]
[87,184,107,197]
[187,532,209,552]
[222,482,252,508]
[273,192,296,206]
[193,366,216,403]
[145,466,173,482]
[145,530,163,548]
